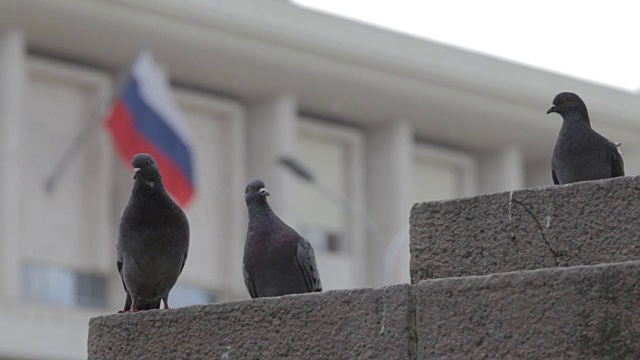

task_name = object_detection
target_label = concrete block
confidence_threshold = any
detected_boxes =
[416,260,640,359]
[88,285,414,360]
[411,176,640,283]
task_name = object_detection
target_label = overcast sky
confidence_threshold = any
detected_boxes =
[291,0,639,92]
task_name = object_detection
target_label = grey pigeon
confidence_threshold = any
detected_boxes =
[547,92,624,185]
[116,153,190,312]
[242,179,322,298]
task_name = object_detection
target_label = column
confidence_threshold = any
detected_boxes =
[0,28,26,300]
[246,94,298,225]
[478,145,525,194]
[365,121,413,286]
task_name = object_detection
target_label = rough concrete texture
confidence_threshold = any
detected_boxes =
[410,176,640,283]
[88,285,414,360]
[416,260,640,359]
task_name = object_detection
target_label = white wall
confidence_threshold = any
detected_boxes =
[0,29,26,302]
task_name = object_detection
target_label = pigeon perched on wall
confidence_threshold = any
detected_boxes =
[116,153,190,312]
[242,179,322,298]
[547,92,624,185]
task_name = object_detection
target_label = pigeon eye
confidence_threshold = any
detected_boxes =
[248,187,254,192]
[561,98,567,103]
[146,160,151,165]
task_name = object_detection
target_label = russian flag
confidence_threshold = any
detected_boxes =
[105,50,195,208]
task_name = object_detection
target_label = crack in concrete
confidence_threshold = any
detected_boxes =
[508,191,513,222]
[510,197,560,266]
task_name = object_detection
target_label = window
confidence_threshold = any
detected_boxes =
[294,118,366,290]
[23,58,114,276]
[76,273,108,308]
[21,261,108,308]
[412,143,477,202]
[295,124,348,254]
[381,142,477,284]
[173,89,246,295]
[299,226,342,253]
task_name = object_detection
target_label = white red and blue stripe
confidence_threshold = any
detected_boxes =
[105,50,195,208]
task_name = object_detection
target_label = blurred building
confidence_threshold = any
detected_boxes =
[1,0,640,359]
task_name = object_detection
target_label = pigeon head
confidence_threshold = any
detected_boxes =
[131,153,162,183]
[546,92,589,120]
[245,179,270,205]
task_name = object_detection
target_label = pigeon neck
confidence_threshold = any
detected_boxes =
[247,200,277,223]
[132,178,167,195]
[248,199,273,213]
[561,112,591,129]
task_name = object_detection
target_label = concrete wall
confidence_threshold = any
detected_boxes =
[411,176,640,283]
[415,261,640,359]
[89,285,416,359]
[89,177,640,359]
[88,260,640,359]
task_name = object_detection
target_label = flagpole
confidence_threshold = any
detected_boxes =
[44,52,138,193]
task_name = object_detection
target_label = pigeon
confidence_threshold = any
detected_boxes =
[242,179,322,298]
[547,92,624,185]
[116,153,190,312]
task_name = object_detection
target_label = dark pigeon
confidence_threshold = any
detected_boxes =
[242,179,322,298]
[116,153,190,312]
[547,92,624,185]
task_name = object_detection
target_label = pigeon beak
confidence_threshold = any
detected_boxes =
[259,188,270,196]
[546,106,557,114]
[133,167,141,179]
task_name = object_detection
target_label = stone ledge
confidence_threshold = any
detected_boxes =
[416,260,640,359]
[410,176,640,283]
[88,261,640,359]
[88,284,413,360]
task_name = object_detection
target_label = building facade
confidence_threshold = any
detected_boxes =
[2,0,640,359]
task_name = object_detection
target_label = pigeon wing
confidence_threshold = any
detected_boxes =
[242,262,258,298]
[609,141,625,177]
[296,237,322,292]
[116,241,132,311]
[179,253,188,274]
